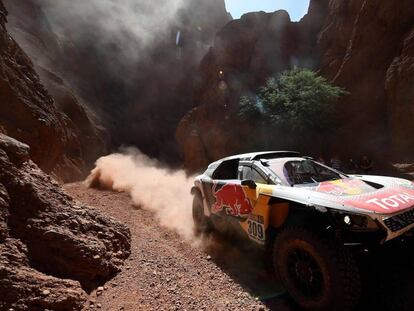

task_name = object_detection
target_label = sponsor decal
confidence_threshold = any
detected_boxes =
[211,183,253,217]
[316,179,372,196]
[247,215,265,242]
[346,189,414,213]
[365,192,414,210]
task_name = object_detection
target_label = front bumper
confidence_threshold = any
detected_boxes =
[334,207,414,244]
[377,207,414,242]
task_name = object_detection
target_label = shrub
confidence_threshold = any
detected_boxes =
[238,68,346,149]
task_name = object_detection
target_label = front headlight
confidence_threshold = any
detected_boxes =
[337,213,379,231]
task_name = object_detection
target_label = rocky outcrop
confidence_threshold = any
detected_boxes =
[318,0,414,157]
[0,2,107,182]
[178,0,414,171]
[0,134,131,310]
[176,2,328,171]
[3,0,108,180]
[0,239,87,311]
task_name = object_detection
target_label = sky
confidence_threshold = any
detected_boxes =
[224,0,310,21]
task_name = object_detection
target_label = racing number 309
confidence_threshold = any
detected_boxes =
[247,219,265,241]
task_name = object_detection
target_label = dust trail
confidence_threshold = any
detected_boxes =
[85,149,285,299]
[85,147,196,241]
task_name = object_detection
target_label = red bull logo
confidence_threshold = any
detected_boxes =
[211,183,253,217]
[316,179,369,196]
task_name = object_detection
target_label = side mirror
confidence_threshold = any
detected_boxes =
[241,179,257,190]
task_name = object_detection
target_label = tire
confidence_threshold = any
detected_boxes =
[192,191,212,236]
[273,227,360,311]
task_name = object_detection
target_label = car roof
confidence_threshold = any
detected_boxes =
[268,157,307,163]
[220,151,300,162]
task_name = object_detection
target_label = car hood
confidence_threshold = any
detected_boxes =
[265,176,414,215]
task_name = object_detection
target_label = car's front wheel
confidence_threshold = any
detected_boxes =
[273,228,361,311]
[192,192,212,236]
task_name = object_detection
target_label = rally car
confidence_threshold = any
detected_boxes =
[191,151,414,311]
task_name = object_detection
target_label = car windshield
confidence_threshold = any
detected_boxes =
[270,159,344,186]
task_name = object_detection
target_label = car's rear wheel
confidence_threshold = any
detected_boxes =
[192,192,212,236]
[273,228,360,311]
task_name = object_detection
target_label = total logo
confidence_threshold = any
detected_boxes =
[366,192,414,210]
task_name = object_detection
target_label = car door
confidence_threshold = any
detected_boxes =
[206,159,251,216]
[238,162,273,243]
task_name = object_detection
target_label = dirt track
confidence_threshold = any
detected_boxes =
[65,182,414,311]
[65,183,293,311]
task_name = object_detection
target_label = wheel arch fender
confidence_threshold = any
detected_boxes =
[267,196,332,232]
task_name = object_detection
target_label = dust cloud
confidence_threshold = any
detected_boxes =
[85,149,284,299]
[39,0,186,59]
[85,147,196,241]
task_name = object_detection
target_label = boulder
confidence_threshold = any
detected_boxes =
[0,239,87,311]
[0,133,131,310]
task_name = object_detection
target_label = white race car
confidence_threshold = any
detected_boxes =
[191,151,414,311]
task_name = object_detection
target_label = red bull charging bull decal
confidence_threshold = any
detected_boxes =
[211,183,253,217]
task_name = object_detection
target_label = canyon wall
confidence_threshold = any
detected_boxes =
[177,0,414,171]
[177,0,328,171]
[318,0,414,158]
[0,2,106,181]
[3,0,231,166]
[2,0,413,174]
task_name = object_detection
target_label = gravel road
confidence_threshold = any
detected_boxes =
[64,183,295,311]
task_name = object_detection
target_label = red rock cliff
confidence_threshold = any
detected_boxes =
[177,0,328,171]
[0,2,104,181]
[318,0,414,158]
[3,0,109,180]
[177,0,414,171]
